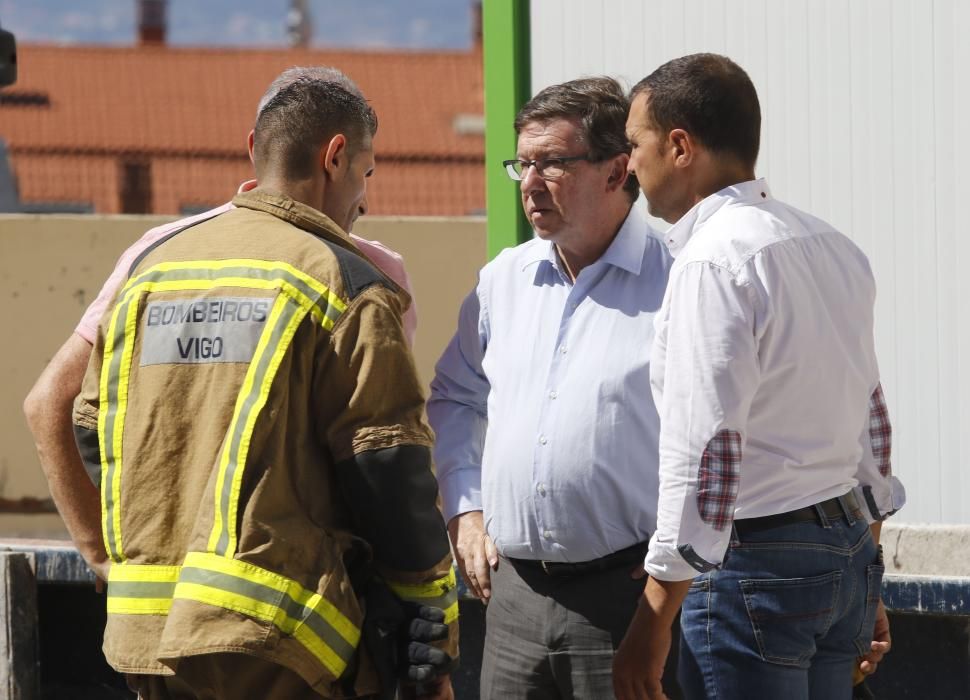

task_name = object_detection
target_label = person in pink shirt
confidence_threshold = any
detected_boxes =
[23,66,418,590]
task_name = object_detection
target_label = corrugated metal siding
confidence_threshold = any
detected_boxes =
[531,0,968,524]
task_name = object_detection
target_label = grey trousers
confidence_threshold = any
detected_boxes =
[480,555,648,700]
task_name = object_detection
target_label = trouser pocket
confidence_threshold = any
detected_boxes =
[853,545,886,655]
[740,570,843,668]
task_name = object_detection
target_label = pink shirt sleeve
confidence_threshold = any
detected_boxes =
[350,234,418,347]
[74,203,235,343]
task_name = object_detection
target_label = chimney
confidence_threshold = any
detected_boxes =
[472,2,483,50]
[287,0,312,49]
[138,0,167,45]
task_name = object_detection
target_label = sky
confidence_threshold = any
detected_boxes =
[0,0,479,50]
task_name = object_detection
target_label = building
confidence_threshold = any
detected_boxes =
[0,42,484,216]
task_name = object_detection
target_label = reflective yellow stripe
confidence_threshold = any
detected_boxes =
[226,300,306,557]
[179,553,359,645]
[207,296,282,554]
[120,259,347,331]
[107,597,173,615]
[176,552,360,678]
[387,569,457,599]
[387,569,460,624]
[207,297,308,556]
[108,563,181,582]
[103,554,362,678]
[106,563,180,615]
[98,300,122,561]
[98,290,141,562]
[111,297,140,558]
[96,258,345,566]
[124,259,347,315]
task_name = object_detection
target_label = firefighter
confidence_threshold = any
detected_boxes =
[71,73,456,699]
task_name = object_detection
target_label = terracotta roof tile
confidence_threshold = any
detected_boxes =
[0,44,485,215]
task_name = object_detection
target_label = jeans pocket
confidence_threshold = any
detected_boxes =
[853,546,886,655]
[689,573,711,592]
[740,570,842,668]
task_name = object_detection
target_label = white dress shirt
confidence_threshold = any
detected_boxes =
[646,179,904,581]
[428,200,674,562]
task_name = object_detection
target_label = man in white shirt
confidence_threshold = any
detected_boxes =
[613,53,904,700]
[429,77,673,699]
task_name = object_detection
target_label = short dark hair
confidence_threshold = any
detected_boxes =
[253,78,378,180]
[515,76,639,200]
[630,53,761,168]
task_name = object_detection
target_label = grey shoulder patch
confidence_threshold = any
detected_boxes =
[324,240,393,299]
[126,210,225,278]
[678,544,719,573]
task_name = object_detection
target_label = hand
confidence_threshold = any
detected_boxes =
[858,599,891,676]
[447,511,497,601]
[84,553,111,583]
[613,576,691,700]
[613,601,670,700]
[80,548,110,592]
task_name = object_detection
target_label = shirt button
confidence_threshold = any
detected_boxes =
[543,530,553,540]
[539,435,547,445]
[549,390,558,399]
[537,483,547,497]
[560,345,568,354]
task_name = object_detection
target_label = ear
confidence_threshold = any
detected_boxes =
[247,130,256,165]
[605,152,630,192]
[669,129,694,169]
[321,133,348,179]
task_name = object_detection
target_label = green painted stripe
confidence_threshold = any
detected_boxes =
[483,0,532,259]
[125,265,343,326]
[108,580,177,599]
[178,566,356,664]
[214,301,303,554]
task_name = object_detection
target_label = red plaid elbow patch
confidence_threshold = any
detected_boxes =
[868,383,892,477]
[696,430,742,531]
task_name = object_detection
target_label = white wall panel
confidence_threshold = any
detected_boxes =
[531,0,968,524]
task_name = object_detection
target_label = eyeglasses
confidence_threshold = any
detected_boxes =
[502,155,592,181]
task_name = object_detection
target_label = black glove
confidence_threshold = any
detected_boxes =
[361,580,454,698]
[401,603,452,683]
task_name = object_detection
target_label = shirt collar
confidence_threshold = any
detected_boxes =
[231,189,357,253]
[521,200,650,276]
[664,178,772,257]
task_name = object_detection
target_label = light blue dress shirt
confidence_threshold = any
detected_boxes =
[428,201,673,562]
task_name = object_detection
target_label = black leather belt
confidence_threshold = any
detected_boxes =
[733,492,863,537]
[509,540,649,577]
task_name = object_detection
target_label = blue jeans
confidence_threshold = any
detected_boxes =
[678,506,884,700]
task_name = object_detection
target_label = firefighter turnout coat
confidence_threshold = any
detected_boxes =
[72,190,458,698]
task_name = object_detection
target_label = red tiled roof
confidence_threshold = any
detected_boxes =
[0,44,485,215]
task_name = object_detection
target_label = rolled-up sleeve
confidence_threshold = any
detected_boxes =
[646,261,763,581]
[427,281,491,523]
[853,383,906,522]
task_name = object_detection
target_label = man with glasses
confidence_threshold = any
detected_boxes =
[428,77,674,699]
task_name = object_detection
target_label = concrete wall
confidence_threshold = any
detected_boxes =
[0,214,486,532]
